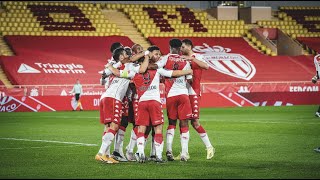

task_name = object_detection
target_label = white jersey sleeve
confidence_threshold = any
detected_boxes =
[185,61,192,80]
[108,57,117,64]
[155,55,168,68]
[120,63,137,79]
[157,68,173,77]
[104,61,121,76]
[129,63,141,74]
[314,55,320,78]
[194,53,207,64]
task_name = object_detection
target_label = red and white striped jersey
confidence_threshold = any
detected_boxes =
[132,68,173,103]
[101,63,137,101]
[187,53,208,96]
[156,53,192,98]
[102,61,122,89]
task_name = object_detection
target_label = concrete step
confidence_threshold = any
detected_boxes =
[102,10,151,50]
[0,37,14,86]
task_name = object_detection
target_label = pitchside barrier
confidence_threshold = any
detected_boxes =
[0,81,319,112]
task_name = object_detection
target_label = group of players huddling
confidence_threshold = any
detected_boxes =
[95,38,215,164]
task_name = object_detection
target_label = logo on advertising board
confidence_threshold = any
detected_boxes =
[193,43,256,80]
[17,63,86,74]
[18,64,41,73]
[0,96,21,112]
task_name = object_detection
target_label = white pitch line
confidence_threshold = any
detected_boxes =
[0,138,98,146]
[0,145,84,150]
[14,116,99,119]
[199,119,320,125]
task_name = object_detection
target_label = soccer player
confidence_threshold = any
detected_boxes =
[69,79,83,111]
[155,38,193,161]
[180,39,215,160]
[311,54,320,153]
[99,42,125,161]
[312,54,320,118]
[111,46,134,162]
[125,44,157,161]
[131,45,193,163]
[95,47,137,164]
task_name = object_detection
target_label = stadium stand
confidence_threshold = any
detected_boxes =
[256,6,320,55]
[0,1,317,86]
[0,1,123,36]
[120,4,247,38]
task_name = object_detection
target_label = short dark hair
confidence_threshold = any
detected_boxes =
[124,46,132,57]
[147,45,160,52]
[113,47,125,61]
[182,39,193,48]
[110,42,123,53]
[169,38,182,48]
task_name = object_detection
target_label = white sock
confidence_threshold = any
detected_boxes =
[98,131,115,156]
[180,131,190,156]
[137,136,145,156]
[113,131,118,153]
[166,128,175,152]
[98,140,108,156]
[199,133,212,148]
[114,129,125,156]
[119,138,124,157]
[127,129,137,153]
[155,141,164,159]
[154,135,164,159]
[106,147,111,156]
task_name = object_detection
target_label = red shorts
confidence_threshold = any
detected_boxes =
[132,96,139,124]
[189,95,201,119]
[166,95,192,120]
[136,100,164,126]
[99,98,106,124]
[99,97,122,125]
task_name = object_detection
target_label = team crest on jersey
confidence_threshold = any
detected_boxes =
[192,43,256,80]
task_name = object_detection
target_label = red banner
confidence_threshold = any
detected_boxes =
[1,91,320,112]
[0,95,101,112]
[1,82,318,98]
[0,36,135,85]
[202,83,319,93]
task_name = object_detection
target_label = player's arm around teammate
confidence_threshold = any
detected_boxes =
[180,39,215,160]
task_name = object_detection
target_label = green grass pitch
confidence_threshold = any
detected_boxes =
[0,105,320,179]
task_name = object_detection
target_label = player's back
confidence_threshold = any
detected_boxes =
[133,69,161,102]
[188,53,206,95]
[161,53,191,98]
